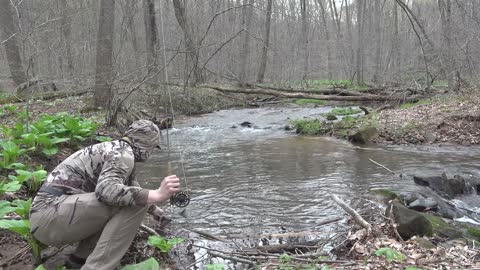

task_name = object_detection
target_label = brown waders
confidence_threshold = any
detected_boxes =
[30,193,148,270]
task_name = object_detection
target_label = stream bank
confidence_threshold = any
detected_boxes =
[1,86,480,269]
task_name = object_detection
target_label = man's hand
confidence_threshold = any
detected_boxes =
[147,175,180,204]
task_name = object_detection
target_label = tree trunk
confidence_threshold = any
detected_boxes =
[300,0,309,80]
[356,0,365,85]
[143,0,159,83]
[345,0,355,79]
[316,0,333,80]
[372,0,383,83]
[172,0,204,85]
[239,0,254,86]
[391,1,400,80]
[438,0,455,91]
[0,0,27,86]
[59,0,74,78]
[93,0,115,107]
[256,0,273,83]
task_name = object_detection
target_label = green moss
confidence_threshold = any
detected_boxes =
[425,214,463,239]
[326,114,338,121]
[294,99,327,105]
[329,107,362,116]
[467,227,480,238]
[398,99,432,109]
[371,189,400,203]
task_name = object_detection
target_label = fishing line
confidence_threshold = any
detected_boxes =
[166,84,191,208]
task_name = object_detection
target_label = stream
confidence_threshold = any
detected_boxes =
[136,105,480,267]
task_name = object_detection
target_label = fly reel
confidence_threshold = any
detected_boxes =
[170,190,191,207]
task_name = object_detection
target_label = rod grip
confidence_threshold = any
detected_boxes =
[167,161,173,175]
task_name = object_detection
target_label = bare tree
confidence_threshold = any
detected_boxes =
[172,0,204,85]
[239,0,254,86]
[356,0,365,85]
[316,0,333,80]
[438,0,455,90]
[300,0,308,80]
[59,0,74,78]
[143,0,159,83]
[256,0,273,83]
[93,0,115,107]
[0,0,27,86]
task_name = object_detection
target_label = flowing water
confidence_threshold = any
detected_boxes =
[136,105,480,266]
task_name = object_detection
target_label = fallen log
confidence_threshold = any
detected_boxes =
[252,84,367,96]
[202,84,418,102]
[331,194,372,231]
[0,90,90,105]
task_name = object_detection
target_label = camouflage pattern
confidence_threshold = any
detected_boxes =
[123,119,161,162]
[31,120,161,213]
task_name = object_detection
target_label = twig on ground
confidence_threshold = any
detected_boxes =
[331,194,372,231]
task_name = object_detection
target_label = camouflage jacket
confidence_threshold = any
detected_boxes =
[31,140,149,213]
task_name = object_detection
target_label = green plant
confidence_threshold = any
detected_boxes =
[329,107,362,116]
[147,235,185,253]
[294,99,327,106]
[291,119,325,135]
[37,134,70,156]
[398,99,432,109]
[404,267,424,270]
[95,136,112,142]
[0,180,22,195]
[0,140,27,170]
[121,258,160,270]
[279,253,292,263]
[375,247,405,263]
[0,200,43,264]
[206,264,225,270]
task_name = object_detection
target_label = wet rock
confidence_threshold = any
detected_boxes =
[387,201,432,240]
[423,130,437,143]
[348,127,378,144]
[284,124,295,131]
[414,237,436,249]
[413,173,465,199]
[399,192,419,205]
[231,125,237,128]
[240,121,254,128]
[408,198,438,212]
[326,114,338,121]
[371,189,400,204]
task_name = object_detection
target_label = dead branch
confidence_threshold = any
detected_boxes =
[140,224,159,236]
[209,251,255,265]
[331,194,372,231]
[368,158,396,175]
[202,84,418,102]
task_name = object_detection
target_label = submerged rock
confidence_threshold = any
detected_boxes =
[240,121,254,128]
[408,198,438,212]
[413,173,465,199]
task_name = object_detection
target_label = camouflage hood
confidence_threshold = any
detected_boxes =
[123,120,161,162]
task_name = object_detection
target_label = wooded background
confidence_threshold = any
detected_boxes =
[0,0,478,107]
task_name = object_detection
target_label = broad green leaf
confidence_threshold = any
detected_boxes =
[206,264,225,270]
[375,247,405,262]
[32,170,47,181]
[120,258,160,270]
[1,181,22,193]
[8,163,26,170]
[42,146,58,156]
[0,200,16,217]
[14,170,33,183]
[0,219,30,237]
[50,137,70,144]
[12,199,31,219]
[34,265,47,270]
[95,136,112,142]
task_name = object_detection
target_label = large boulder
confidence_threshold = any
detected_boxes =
[348,127,378,144]
[413,173,465,199]
[387,201,433,240]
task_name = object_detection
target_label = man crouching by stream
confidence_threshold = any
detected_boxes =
[29,119,180,270]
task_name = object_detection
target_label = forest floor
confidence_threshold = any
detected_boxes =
[1,85,480,269]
